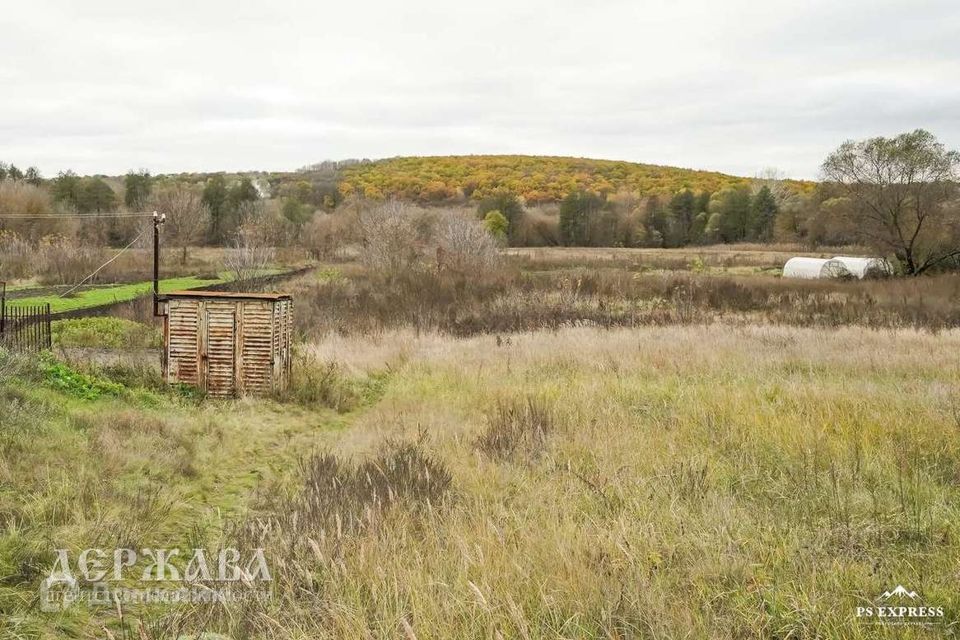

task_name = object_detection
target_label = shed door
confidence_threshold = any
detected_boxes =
[202,304,236,397]
[167,299,200,385]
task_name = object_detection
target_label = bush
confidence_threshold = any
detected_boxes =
[223,228,275,283]
[38,235,105,285]
[0,180,55,241]
[358,201,426,277]
[278,356,361,412]
[436,215,502,280]
[482,210,509,241]
[477,191,524,242]
[359,202,503,285]
[39,356,124,400]
[302,208,360,260]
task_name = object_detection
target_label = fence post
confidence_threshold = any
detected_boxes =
[0,281,6,339]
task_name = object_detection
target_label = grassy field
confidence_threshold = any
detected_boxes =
[0,352,356,638]
[9,276,224,313]
[9,268,291,314]
[2,324,957,638]
[254,325,960,638]
[1,245,958,639]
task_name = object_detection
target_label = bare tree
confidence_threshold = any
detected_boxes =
[822,129,960,275]
[152,185,211,264]
[358,201,424,276]
[752,167,797,209]
[302,209,361,260]
[223,228,275,284]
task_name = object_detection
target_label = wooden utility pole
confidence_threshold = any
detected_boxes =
[153,210,166,317]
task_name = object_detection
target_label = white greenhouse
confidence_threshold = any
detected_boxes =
[782,257,852,280]
[831,256,893,279]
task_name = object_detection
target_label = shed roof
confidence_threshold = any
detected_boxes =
[162,290,292,301]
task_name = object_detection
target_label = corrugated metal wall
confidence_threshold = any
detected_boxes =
[167,299,200,387]
[204,301,237,396]
[164,297,291,397]
[241,300,275,395]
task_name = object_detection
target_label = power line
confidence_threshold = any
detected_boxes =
[0,212,156,220]
[59,229,148,298]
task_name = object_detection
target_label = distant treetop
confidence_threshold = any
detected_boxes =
[336,155,813,205]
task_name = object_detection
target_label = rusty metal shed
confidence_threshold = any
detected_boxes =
[160,290,293,397]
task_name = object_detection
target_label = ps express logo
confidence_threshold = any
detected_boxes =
[856,585,944,626]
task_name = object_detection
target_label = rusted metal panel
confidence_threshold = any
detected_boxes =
[278,298,293,387]
[167,299,200,385]
[241,300,274,394]
[162,294,292,397]
[203,301,237,397]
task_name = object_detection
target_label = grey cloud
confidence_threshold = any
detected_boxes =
[1,0,957,179]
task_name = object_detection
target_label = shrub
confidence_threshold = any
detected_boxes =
[436,215,502,280]
[302,208,360,260]
[38,235,105,285]
[0,180,55,241]
[278,355,360,412]
[482,210,509,241]
[223,228,275,283]
[40,357,124,400]
[477,191,524,242]
[358,201,425,277]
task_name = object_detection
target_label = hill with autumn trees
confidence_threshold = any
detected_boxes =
[333,155,812,204]
[2,153,831,255]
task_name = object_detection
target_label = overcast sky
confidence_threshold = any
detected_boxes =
[2,0,958,180]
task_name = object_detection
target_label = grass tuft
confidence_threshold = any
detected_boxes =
[476,395,555,461]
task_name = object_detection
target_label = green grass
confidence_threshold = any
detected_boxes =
[11,276,223,313]
[52,317,162,349]
[0,352,358,638]
[8,268,289,313]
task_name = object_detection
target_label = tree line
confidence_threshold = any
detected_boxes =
[1,129,957,276]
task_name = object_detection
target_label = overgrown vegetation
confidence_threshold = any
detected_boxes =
[476,395,556,461]
[0,348,353,639]
[83,324,959,639]
[293,254,960,336]
[2,131,959,639]
[52,317,161,349]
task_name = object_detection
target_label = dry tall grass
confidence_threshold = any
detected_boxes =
[292,266,960,337]
[155,325,960,639]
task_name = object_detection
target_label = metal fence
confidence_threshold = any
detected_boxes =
[0,283,52,352]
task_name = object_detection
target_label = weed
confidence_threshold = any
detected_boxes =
[278,357,360,412]
[476,395,555,460]
[289,435,453,536]
[40,356,124,400]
